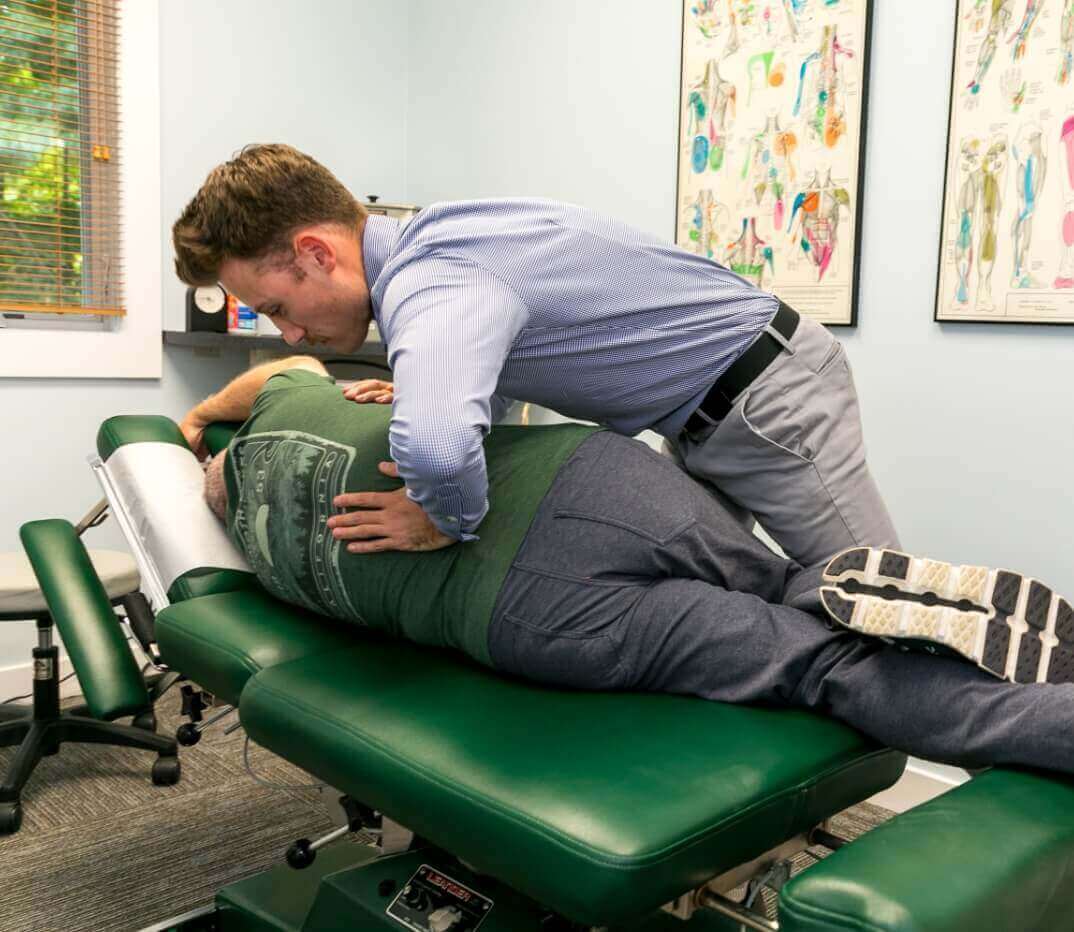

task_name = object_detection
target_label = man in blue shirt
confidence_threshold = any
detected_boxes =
[173,144,899,564]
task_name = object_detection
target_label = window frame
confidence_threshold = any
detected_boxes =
[0,0,161,379]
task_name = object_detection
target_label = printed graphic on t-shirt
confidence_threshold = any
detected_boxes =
[229,430,363,623]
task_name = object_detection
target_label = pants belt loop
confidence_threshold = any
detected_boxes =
[765,322,796,355]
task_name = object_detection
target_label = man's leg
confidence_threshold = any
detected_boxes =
[489,436,1074,774]
[675,316,900,567]
[618,575,1074,775]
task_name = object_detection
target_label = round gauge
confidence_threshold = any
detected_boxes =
[194,284,227,314]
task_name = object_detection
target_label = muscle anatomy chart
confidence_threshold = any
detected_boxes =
[939,0,1074,322]
[676,0,872,325]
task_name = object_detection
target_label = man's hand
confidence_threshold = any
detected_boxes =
[342,379,393,404]
[179,412,208,460]
[329,462,455,553]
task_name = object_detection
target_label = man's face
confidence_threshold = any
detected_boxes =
[218,227,373,353]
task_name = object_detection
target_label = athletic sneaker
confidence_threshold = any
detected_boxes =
[819,547,1074,685]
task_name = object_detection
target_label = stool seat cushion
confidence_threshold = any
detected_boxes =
[0,549,139,617]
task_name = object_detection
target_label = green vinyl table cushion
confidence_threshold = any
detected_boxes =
[240,643,906,927]
[779,767,1074,932]
[98,415,190,460]
[155,589,365,706]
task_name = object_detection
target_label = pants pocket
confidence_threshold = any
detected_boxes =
[488,611,629,691]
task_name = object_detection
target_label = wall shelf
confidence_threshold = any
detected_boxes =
[162,329,388,362]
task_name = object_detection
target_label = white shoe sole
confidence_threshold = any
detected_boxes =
[820,547,1074,685]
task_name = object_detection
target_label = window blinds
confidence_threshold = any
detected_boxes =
[0,0,122,316]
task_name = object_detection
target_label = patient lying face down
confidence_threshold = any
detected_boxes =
[190,357,1074,778]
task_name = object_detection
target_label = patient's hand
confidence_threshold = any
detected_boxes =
[329,462,455,553]
[179,412,208,460]
[342,379,393,404]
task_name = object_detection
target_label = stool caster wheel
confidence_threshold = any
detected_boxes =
[176,723,201,746]
[286,838,316,869]
[0,801,23,835]
[152,755,181,786]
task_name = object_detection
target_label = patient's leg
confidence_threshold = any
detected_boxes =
[491,432,1074,773]
[620,575,1074,775]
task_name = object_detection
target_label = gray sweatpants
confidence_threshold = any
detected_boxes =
[671,315,901,567]
[488,432,1074,775]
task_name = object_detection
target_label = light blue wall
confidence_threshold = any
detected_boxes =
[407,0,1074,597]
[0,1,411,667]
[407,0,680,237]
[160,0,411,331]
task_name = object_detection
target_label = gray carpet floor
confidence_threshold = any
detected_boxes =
[0,687,894,931]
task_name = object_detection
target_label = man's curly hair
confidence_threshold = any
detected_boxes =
[172,143,366,285]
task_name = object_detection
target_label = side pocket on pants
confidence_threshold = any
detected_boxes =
[488,612,629,691]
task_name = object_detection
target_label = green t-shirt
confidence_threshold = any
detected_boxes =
[224,369,597,665]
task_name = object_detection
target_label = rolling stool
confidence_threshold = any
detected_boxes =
[0,541,180,835]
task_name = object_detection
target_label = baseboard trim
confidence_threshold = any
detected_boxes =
[0,655,82,706]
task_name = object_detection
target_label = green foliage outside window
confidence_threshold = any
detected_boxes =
[0,0,85,308]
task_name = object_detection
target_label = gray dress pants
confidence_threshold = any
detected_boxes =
[671,315,901,567]
[488,432,1074,775]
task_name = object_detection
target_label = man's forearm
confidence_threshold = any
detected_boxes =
[185,356,324,426]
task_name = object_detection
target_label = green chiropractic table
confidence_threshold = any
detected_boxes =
[17,414,1074,932]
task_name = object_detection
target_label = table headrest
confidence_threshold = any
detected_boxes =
[94,415,252,609]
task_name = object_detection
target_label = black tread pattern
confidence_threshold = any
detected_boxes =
[981,620,1011,676]
[1047,645,1074,685]
[878,551,910,580]
[992,572,1023,616]
[1014,633,1042,684]
[825,548,869,577]
[821,589,856,624]
[1025,582,1053,629]
[1056,600,1074,643]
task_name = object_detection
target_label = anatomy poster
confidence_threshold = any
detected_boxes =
[675,0,873,326]
[938,0,1074,324]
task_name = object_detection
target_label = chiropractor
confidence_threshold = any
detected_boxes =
[172,143,899,564]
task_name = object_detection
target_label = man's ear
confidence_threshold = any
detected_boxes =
[293,231,337,274]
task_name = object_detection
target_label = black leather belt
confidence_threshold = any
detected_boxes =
[683,300,800,434]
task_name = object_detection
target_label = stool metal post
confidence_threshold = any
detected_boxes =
[32,615,60,728]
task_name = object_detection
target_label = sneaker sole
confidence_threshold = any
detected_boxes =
[820,547,1074,685]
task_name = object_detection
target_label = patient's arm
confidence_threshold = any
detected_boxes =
[180,355,327,457]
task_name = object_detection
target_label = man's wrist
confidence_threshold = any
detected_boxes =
[183,407,209,429]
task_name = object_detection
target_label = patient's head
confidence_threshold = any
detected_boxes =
[204,449,228,522]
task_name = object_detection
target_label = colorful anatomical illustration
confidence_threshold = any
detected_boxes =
[793,25,854,148]
[788,168,849,281]
[940,0,1074,323]
[953,135,1008,310]
[687,189,727,258]
[726,217,775,287]
[688,59,738,172]
[691,0,724,37]
[954,139,983,305]
[1010,123,1046,288]
[1055,118,1074,287]
[741,116,797,227]
[1060,0,1074,84]
[967,0,1014,95]
[976,136,1008,309]
[677,0,870,324]
[1008,0,1044,62]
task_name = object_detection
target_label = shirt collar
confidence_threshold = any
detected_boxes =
[361,213,399,288]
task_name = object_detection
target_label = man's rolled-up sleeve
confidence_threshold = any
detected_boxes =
[382,256,527,540]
